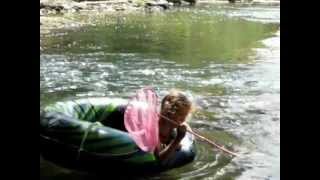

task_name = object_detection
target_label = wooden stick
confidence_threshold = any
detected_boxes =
[158,114,238,157]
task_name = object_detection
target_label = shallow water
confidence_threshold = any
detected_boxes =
[40,3,280,180]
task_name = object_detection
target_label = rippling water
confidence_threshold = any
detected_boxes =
[40,3,280,180]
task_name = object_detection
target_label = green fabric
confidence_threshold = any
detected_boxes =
[43,98,159,164]
[44,97,127,123]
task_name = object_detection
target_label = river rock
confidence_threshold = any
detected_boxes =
[145,0,172,10]
[146,5,164,13]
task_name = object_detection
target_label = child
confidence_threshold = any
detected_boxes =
[101,89,193,162]
[154,89,193,162]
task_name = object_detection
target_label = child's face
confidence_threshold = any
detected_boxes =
[159,110,189,133]
[159,112,188,143]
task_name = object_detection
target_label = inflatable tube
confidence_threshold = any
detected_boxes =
[40,98,197,174]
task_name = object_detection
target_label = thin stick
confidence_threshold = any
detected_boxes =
[158,114,238,157]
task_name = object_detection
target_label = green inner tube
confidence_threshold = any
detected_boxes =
[40,98,197,174]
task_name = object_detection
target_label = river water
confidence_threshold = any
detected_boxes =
[40,3,280,180]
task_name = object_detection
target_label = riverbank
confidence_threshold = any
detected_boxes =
[40,0,144,35]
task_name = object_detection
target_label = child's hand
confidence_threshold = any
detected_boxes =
[176,124,187,142]
[176,143,182,151]
[182,122,192,132]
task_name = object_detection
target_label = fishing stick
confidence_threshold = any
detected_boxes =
[158,114,238,157]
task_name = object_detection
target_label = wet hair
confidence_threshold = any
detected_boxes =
[160,89,193,121]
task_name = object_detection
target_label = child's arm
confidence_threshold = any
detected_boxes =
[155,125,187,161]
